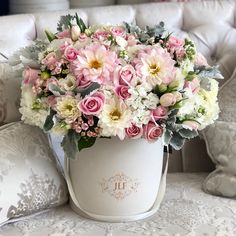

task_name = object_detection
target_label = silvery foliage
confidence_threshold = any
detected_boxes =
[8,40,48,72]
[195,65,224,91]
[124,21,166,44]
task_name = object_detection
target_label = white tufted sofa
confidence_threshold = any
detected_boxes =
[1,1,236,235]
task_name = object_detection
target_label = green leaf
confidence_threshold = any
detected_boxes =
[43,109,56,131]
[48,83,65,96]
[61,130,79,159]
[78,136,96,152]
[179,128,198,139]
[169,132,185,150]
[77,82,100,98]
[163,129,173,146]
[45,30,56,42]
[75,13,87,33]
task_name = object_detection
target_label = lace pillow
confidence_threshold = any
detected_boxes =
[0,63,22,126]
[218,69,236,122]
[0,122,68,226]
[202,121,236,198]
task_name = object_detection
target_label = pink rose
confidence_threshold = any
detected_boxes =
[127,35,137,46]
[64,46,79,61]
[143,121,163,142]
[93,31,111,41]
[167,36,184,49]
[76,75,92,89]
[194,53,209,67]
[78,33,88,41]
[79,91,105,115]
[45,77,59,90]
[57,30,71,39]
[125,123,143,139]
[23,67,39,85]
[184,78,200,94]
[152,106,168,120]
[111,26,126,37]
[41,52,57,70]
[182,120,199,131]
[114,85,130,100]
[160,93,177,107]
[114,65,136,86]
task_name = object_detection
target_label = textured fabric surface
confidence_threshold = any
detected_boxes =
[0,63,22,125]
[218,68,236,122]
[0,122,68,226]
[202,121,236,198]
[1,173,236,236]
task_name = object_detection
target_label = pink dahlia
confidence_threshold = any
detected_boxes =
[73,44,118,85]
[134,46,176,87]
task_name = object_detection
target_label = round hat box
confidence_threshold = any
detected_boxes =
[64,137,167,222]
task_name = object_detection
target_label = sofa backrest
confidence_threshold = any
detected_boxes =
[0,0,235,172]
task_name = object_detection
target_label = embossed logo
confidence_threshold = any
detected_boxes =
[100,172,140,200]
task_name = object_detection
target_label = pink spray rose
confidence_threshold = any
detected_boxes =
[78,91,105,115]
[127,35,137,46]
[114,85,131,100]
[76,75,92,89]
[167,36,184,49]
[159,93,177,107]
[57,30,71,39]
[143,121,163,142]
[23,67,39,85]
[93,31,111,41]
[125,123,143,139]
[64,46,79,61]
[41,52,58,70]
[114,65,136,86]
[152,106,168,120]
[110,26,126,37]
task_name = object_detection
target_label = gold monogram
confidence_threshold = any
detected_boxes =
[100,172,139,200]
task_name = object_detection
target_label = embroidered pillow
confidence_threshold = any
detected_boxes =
[0,63,22,126]
[0,122,68,226]
[202,121,236,197]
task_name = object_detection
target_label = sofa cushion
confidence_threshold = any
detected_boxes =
[202,67,236,197]
[0,63,22,126]
[202,121,236,197]
[0,122,68,226]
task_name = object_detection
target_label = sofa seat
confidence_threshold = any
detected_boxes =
[1,173,235,236]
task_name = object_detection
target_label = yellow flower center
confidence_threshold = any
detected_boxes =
[109,109,122,121]
[149,63,160,76]
[65,104,73,111]
[89,59,102,69]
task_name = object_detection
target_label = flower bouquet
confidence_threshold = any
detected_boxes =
[10,14,223,221]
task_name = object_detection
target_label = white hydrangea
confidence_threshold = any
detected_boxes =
[19,85,48,129]
[178,79,219,129]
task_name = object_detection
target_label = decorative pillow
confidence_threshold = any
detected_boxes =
[0,63,22,126]
[0,122,68,226]
[202,68,236,197]
[202,121,236,198]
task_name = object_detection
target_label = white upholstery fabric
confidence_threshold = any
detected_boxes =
[1,173,236,236]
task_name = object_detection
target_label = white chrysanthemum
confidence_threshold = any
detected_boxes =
[19,85,48,129]
[55,95,81,123]
[98,99,132,139]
